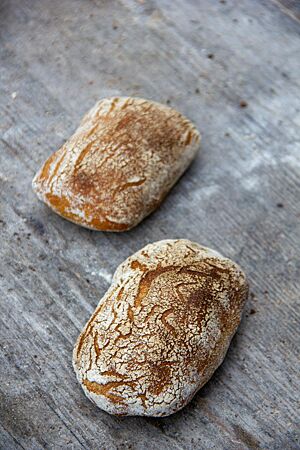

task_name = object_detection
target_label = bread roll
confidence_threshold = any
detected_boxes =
[32,97,200,231]
[73,239,248,416]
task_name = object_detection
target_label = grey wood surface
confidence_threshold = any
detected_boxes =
[0,0,300,448]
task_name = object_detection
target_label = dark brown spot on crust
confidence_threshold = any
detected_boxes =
[83,379,128,404]
[185,130,193,145]
[130,260,148,272]
[148,363,172,396]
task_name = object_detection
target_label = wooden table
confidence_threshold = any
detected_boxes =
[1,1,299,448]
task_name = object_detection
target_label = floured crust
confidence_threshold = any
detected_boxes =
[73,239,248,416]
[32,97,200,231]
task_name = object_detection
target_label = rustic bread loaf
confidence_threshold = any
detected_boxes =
[32,97,200,231]
[73,239,248,416]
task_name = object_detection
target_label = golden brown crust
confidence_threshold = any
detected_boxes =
[73,239,248,416]
[32,97,200,231]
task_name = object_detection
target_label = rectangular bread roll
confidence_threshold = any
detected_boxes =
[32,97,200,231]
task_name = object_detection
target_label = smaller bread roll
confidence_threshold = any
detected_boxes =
[32,97,200,231]
[73,239,248,416]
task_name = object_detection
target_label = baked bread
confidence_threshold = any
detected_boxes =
[73,239,248,416]
[32,97,200,231]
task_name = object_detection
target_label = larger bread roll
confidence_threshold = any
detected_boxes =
[73,239,248,416]
[32,97,200,231]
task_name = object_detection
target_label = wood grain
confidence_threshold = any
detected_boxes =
[0,0,299,448]
[271,0,300,21]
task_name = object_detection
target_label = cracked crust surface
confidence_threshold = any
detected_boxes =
[73,239,248,416]
[32,97,200,231]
